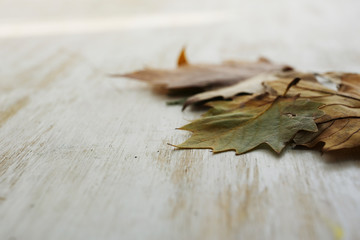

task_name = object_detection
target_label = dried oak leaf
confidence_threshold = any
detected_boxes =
[183,71,316,109]
[114,49,292,95]
[173,93,323,154]
[264,75,360,151]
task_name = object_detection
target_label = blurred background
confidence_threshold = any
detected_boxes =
[1,0,360,73]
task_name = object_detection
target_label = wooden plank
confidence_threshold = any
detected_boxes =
[0,0,360,239]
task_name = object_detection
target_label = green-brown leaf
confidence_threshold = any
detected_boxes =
[174,95,324,154]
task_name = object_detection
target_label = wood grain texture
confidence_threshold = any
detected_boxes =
[0,0,360,239]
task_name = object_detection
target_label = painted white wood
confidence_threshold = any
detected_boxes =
[0,0,359,239]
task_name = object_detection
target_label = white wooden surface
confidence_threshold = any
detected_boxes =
[0,0,360,239]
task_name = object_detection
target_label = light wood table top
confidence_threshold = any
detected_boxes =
[1,0,360,239]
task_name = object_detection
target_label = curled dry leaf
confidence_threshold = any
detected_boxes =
[114,49,292,94]
[177,47,188,66]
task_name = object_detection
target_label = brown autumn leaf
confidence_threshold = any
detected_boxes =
[336,73,360,97]
[317,72,360,96]
[203,94,265,117]
[264,75,360,151]
[182,73,277,110]
[114,48,292,95]
[183,71,317,109]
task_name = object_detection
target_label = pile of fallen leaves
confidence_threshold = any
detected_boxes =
[113,49,360,155]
